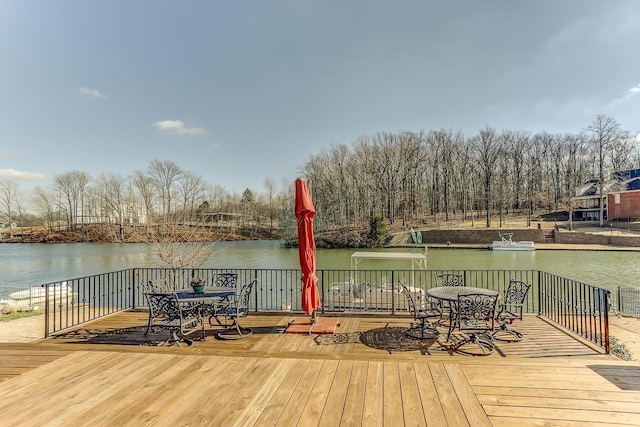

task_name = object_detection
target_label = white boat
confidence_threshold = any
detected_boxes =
[323,280,428,311]
[1,282,76,309]
[491,233,535,251]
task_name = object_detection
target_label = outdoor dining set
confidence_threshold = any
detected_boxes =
[401,274,532,356]
[140,265,532,356]
[142,273,256,347]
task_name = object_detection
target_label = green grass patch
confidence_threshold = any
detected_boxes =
[610,335,633,361]
[0,310,44,322]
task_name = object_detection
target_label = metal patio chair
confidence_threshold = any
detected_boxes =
[435,273,464,287]
[400,281,441,339]
[215,279,256,340]
[143,291,204,347]
[213,272,238,289]
[434,274,464,324]
[452,293,498,356]
[493,279,532,341]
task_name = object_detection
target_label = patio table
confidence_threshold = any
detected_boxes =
[427,286,499,341]
[175,288,236,328]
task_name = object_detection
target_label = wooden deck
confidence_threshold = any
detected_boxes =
[0,311,638,426]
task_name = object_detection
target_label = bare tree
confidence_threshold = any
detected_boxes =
[148,159,182,220]
[132,221,221,289]
[53,171,90,230]
[263,177,277,232]
[609,133,633,173]
[177,170,206,220]
[471,128,503,227]
[131,170,156,230]
[586,115,626,226]
[32,186,58,231]
[0,180,18,238]
[95,173,129,240]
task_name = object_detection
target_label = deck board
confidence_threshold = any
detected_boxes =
[0,311,637,426]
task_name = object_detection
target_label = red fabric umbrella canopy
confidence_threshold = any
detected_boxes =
[295,178,320,316]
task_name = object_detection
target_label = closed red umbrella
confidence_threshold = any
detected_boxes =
[295,178,320,318]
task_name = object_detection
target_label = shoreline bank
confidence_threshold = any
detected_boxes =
[391,242,640,251]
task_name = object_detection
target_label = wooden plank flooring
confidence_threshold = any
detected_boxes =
[0,311,638,426]
[16,310,606,360]
[0,351,638,426]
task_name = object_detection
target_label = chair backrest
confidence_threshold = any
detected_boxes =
[502,280,532,319]
[399,282,418,317]
[144,280,169,293]
[236,279,256,315]
[214,273,238,289]
[504,280,531,305]
[436,274,464,287]
[144,292,179,320]
[457,293,498,332]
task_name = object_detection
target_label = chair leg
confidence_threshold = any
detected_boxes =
[492,321,523,342]
[209,314,229,327]
[455,333,494,356]
[446,314,457,342]
[145,315,153,336]
[216,317,253,340]
[406,318,438,339]
[158,329,193,347]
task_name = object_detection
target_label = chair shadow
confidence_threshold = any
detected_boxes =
[52,326,166,346]
[52,324,279,346]
[357,326,449,355]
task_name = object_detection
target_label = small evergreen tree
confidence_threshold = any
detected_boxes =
[369,214,387,245]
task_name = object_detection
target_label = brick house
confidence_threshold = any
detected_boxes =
[573,168,640,221]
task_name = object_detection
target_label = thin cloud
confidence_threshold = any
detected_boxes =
[78,86,107,99]
[0,169,47,181]
[152,120,207,135]
[608,82,640,108]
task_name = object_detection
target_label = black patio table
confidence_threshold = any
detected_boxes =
[427,286,499,301]
[427,286,500,341]
[175,288,236,328]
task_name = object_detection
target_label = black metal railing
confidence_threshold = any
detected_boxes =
[615,287,640,317]
[40,267,610,353]
[538,271,610,353]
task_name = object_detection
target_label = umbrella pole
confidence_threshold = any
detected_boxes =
[310,309,318,323]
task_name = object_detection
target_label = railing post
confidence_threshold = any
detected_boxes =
[131,268,137,309]
[537,270,542,315]
[604,289,611,354]
[42,283,49,339]
[391,271,395,315]
[320,270,325,314]
[253,269,258,313]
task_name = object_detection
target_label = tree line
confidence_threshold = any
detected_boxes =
[300,115,635,230]
[0,159,296,241]
[0,115,636,242]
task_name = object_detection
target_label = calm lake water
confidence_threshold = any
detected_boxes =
[1,241,639,290]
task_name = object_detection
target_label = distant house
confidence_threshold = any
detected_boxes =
[572,168,640,221]
[572,179,607,221]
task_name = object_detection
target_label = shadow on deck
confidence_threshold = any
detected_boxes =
[28,310,606,360]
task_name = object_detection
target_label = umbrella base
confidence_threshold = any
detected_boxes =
[285,317,339,335]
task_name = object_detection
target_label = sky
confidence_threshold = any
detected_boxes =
[1,1,639,197]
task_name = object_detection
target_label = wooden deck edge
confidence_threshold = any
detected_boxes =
[536,315,609,356]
